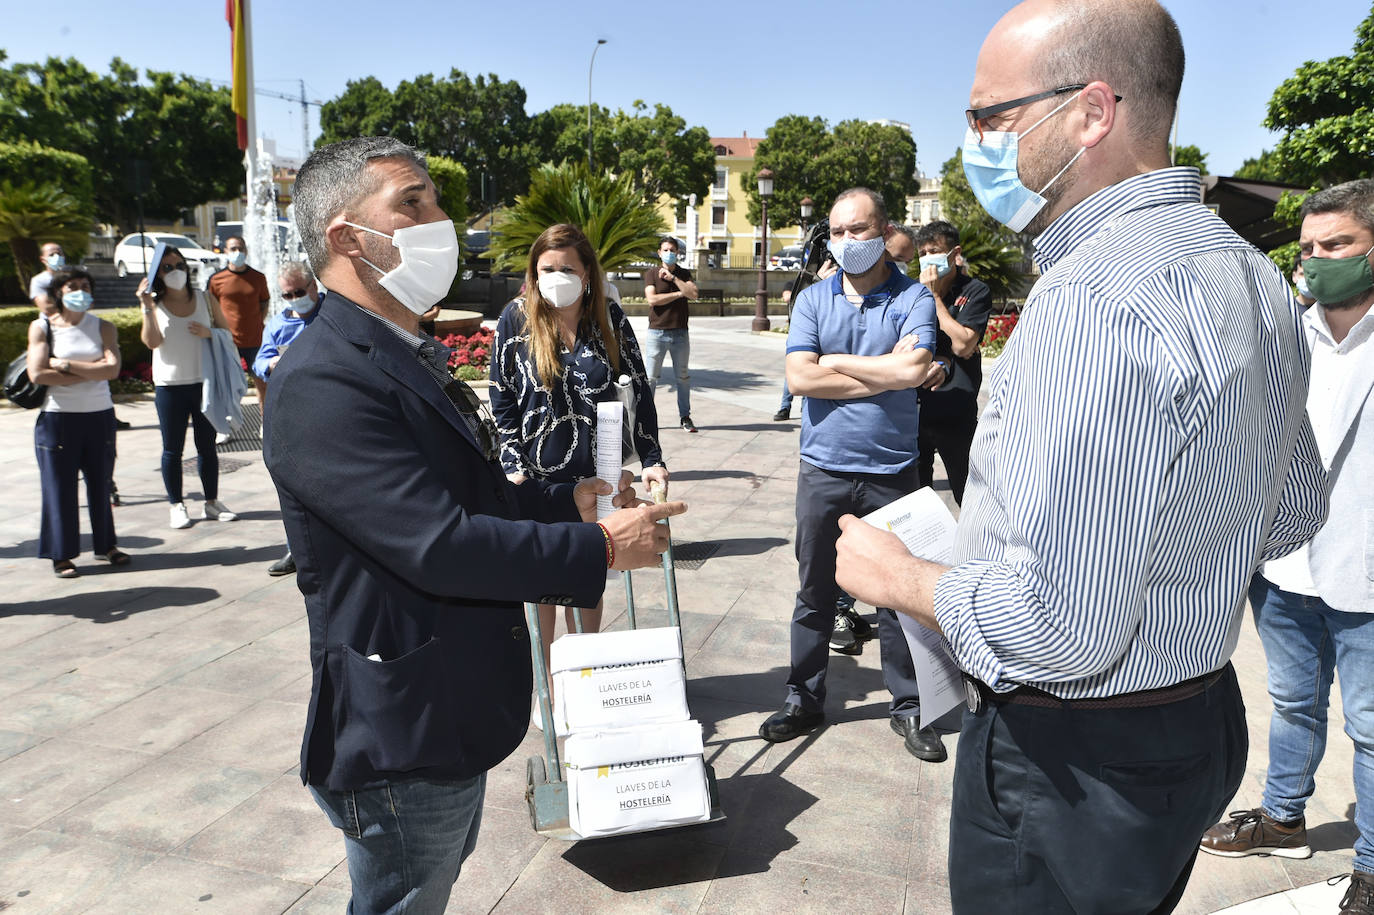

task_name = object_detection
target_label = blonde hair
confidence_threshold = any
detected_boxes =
[522,224,620,390]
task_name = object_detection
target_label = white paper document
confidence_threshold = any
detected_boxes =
[860,487,966,728]
[595,401,623,519]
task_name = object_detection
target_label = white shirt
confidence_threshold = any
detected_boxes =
[152,291,211,386]
[1263,302,1374,596]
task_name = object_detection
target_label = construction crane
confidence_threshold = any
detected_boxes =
[253,80,323,159]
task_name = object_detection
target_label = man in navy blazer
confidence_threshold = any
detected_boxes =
[265,136,685,914]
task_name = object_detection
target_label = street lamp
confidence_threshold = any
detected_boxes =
[587,39,607,170]
[799,196,813,233]
[753,168,774,332]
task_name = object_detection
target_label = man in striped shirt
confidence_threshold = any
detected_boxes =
[834,0,1328,911]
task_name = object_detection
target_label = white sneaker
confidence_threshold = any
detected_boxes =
[169,502,192,529]
[215,432,231,445]
[203,499,238,521]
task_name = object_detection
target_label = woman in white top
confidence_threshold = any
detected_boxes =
[26,268,127,578]
[137,249,238,530]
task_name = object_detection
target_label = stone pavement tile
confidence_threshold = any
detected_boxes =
[0,729,43,763]
[688,696,791,851]
[0,672,150,735]
[699,852,906,915]
[169,698,306,772]
[0,609,81,648]
[449,801,547,911]
[83,855,311,914]
[163,594,303,645]
[0,607,189,684]
[46,755,276,853]
[0,736,152,829]
[1183,855,1297,915]
[284,884,354,913]
[175,773,342,884]
[493,830,722,914]
[73,630,244,687]
[170,641,306,700]
[255,615,311,658]
[319,858,350,889]
[0,829,159,913]
[65,683,257,754]
[274,672,313,707]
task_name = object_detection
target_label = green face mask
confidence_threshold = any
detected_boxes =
[1303,244,1374,305]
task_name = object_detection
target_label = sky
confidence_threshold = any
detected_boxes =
[3,0,1370,180]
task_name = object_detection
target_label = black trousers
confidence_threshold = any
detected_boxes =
[35,408,117,561]
[949,664,1247,914]
[787,460,920,717]
[916,399,978,505]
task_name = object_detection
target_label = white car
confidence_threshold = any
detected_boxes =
[114,233,221,280]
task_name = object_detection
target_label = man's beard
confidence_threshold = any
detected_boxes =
[1323,285,1374,311]
[1020,130,1080,237]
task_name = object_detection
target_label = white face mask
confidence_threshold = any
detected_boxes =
[346,218,460,316]
[538,271,586,309]
[227,250,247,267]
[163,269,188,290]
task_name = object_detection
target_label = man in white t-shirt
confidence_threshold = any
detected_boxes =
[29,243,66,316]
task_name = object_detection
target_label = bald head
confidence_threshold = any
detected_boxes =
[984,0,1183,145]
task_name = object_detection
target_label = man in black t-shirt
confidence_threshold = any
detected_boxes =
[643,236,700,431]
[914,221,993,504]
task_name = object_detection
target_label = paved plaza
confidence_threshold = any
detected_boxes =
[0,316,1360,913]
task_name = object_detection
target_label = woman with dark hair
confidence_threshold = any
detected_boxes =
[490,223,667,721]
[137,248,238,530]
[26,268,127,577]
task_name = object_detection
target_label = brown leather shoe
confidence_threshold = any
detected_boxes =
[1199,808,1311,859]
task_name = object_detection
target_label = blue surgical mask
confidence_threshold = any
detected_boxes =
[919,253,952,277]
[46,253,66,269]
[829,235,888,275]
[1295,274,1311,297]
[62,290,93,312]
[962,90,1085,233]
[661,251,679,266]
[227,250,247,267]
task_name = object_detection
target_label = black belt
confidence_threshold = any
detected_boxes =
[963,665,1229,714]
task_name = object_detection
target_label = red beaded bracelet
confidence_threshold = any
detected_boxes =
[595,522,615,568]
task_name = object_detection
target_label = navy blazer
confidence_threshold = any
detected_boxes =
[264,292,608,790]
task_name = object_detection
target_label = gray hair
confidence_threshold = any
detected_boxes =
[293,137,428,273]
[1032,0,1184,144]
[278,259,314,285]
[1301,179,1374,236]
[891,224,918,246]
[832,187,888,226]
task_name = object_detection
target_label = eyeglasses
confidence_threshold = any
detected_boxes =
[442,378,501,464]
[159,261,188,273]
[281,287,311,300]
[965,84,1121,142]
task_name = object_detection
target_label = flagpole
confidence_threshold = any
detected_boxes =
[241,0,258,210]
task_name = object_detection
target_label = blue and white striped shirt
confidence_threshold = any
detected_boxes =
[932,167,1328,698]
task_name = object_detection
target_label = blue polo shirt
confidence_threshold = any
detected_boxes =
[786,263,936,474]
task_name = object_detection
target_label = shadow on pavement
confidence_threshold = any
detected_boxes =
[116,544,284,571]
[0,586,221,622]
[1309,804,1359,853]
[712,536,789,558]
[0,533,165,560]
[669,469,761,482]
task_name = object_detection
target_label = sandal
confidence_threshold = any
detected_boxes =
[99,549,131,566]
[52,560,79,578]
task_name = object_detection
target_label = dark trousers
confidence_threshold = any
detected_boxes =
[155,382,218,503]
[916,399,978,505]
[788,460,920,717]
[35,409,117,561]
[949,664,1247,914]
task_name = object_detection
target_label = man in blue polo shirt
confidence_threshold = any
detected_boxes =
[759,187,950,761]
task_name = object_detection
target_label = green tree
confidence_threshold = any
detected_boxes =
[741,116,917,227]
[1233,149,1287,182]
[487,162,667,273]
[527,102,616,174]
[1264,4,1374,187]
[317,77,401,140]
[426,155,470,229]
[1172,144,1209,173]
[0,182,93,288]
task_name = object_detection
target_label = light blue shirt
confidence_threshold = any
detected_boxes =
[786,263,936,474]
[933,168,1329,698]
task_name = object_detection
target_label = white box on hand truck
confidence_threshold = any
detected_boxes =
[550,626,689,735]
[564,720,712,838]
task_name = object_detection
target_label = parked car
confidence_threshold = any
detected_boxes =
[114,233,220,280]
[769,246,805,270]
[211,220,293,254]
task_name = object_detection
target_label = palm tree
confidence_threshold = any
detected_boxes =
[956,221,1029,302]
[0,182,91,289]
[487,162,667,273]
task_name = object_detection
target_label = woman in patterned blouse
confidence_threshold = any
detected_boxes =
[491,224,668,718]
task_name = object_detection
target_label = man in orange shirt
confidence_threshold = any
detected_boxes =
[207,235,271,408]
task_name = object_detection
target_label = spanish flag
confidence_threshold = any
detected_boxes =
[226,0,249,150]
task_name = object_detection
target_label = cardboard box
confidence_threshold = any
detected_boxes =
[551,627,688,735]
[565,720,712,838]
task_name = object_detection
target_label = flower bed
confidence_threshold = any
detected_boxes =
[441,326,494,382]
[981,313,1019,359]
[110,361,153,395]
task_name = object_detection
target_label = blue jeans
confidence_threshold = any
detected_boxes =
[310,774,486,914]
[643,328,691,419]
[154,382,218,503]
[1251,574,1374,873]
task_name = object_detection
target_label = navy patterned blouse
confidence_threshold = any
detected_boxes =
[490,298,664,483]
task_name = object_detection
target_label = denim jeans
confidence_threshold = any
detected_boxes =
[154,382,218,503]
[643,328,691,419]
[310,773,486,914]
[1251,574,1374,873]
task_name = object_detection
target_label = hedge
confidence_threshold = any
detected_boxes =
[1,306,151,402]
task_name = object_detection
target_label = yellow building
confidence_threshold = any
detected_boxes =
[659,135,805,269]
